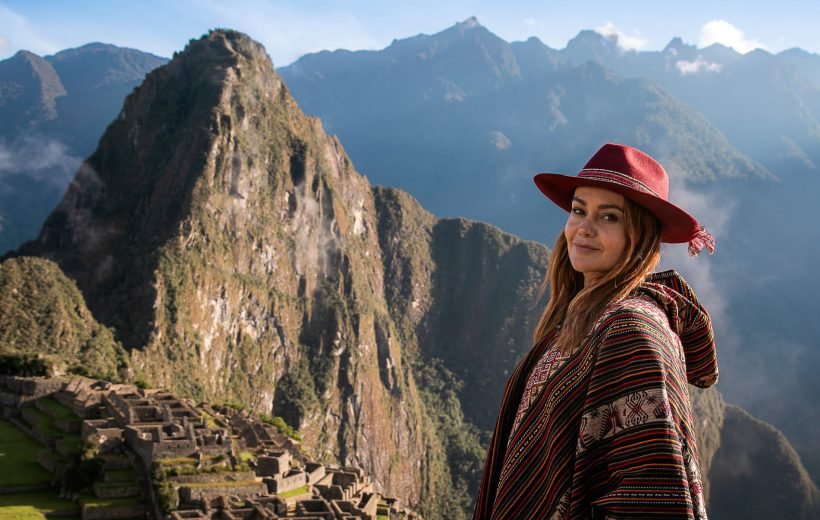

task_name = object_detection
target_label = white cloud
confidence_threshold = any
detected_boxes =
[595,21,648,52]
[0,4,60,57]
[699,20,768,54]
[676,56,723,75]
[523,17,536,27]
[0,135,81,183]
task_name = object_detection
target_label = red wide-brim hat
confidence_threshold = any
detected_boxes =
[534,143,715,255]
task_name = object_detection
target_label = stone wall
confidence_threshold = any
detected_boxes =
[170,471,256,484]
[82,419,123,443]
[81,502,146,520]
[305,462,326,485]
[0,376,66,398]
[294,499,335,519]
[105,393,135,425]
[92,481,140,499]
[359,492,379,517]
[257,450,291,477]
[178,482,267,503]
[270,469,306,493]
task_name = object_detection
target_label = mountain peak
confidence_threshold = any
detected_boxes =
[24,28,289,347]
[187,28,271,64]
[0,49,65,124]
[457,16,482,30]
[664,37,697,56]
[572,29,613,45]
[563,29,621,66]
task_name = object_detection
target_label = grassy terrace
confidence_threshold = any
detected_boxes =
[37,397,77,421]
[79,494,142,509]
[0,421,79,519]
[278,484,310,499]
[239,451,256,462]
[0,492,80,519]
[21,407,62,436]
[0,420,51,486]
[155,456,198,466]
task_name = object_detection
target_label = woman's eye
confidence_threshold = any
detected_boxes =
[602,214,619,222]
[571,207,585,215]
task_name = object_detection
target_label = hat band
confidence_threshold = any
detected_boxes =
[578,168,662,198]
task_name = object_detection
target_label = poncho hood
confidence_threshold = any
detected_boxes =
[638,270,719,388]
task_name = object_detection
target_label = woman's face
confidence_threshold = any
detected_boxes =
[564,186,628,287]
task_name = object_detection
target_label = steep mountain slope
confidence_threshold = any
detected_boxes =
[0,50,66,128]
[0,44,166,255]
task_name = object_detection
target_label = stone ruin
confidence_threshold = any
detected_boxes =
[0,375,417,519]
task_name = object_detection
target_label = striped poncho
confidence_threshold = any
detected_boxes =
[473,270,719,519]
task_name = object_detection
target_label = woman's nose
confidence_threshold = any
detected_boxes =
[578,218,595,236]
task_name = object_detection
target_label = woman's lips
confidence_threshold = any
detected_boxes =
[573,242,599,252]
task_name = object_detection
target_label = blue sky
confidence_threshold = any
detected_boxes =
[2,0,819,66]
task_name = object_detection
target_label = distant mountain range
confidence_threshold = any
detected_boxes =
[277,18,820,486]
[2,22,820,517]
[0,43,167,254]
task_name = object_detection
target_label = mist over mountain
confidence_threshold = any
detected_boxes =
[0,43,167,255]
[278,18,820,485]
[2,24,820,517]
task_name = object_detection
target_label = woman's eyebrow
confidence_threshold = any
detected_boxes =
[572,196,623,212]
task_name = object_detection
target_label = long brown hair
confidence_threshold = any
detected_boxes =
[532,195,662,353]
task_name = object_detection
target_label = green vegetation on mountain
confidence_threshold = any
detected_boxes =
[0,256,126,380]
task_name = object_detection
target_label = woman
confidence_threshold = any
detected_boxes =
[473,143,719,519]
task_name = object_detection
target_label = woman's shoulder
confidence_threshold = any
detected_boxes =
[605,291,669,322]
[592,292,675,339]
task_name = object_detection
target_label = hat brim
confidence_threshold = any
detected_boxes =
[534,172,699,243]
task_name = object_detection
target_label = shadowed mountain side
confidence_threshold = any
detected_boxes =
[708,404,820,519]
[374,185,549,430]
[0,256,127,381]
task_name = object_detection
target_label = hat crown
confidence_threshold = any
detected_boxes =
[581,143,669,200]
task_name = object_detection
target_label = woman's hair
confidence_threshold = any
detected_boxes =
[532,195,662,353]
